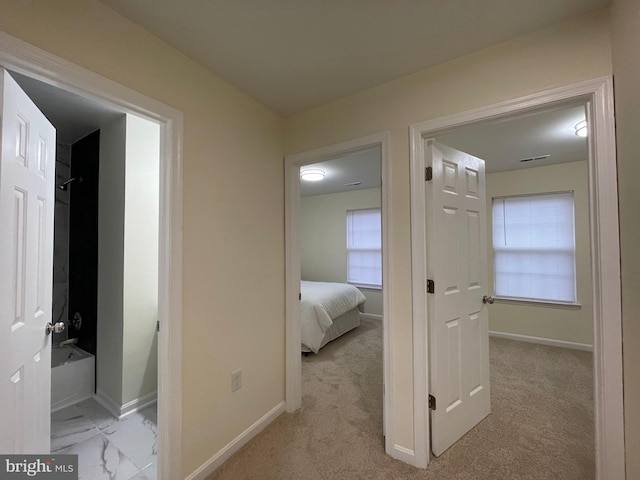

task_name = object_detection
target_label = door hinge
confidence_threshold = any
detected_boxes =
[427,279,435,294]
[428,394,436,410]
[425,166,433,181]
[156,321,160,333]
[299,292,302,300]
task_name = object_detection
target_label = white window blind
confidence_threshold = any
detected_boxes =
[346,208,382,288]
[492,192,576,303]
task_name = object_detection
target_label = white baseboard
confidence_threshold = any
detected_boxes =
[360,313,382,321]
[119,390,157,418]
[94,389,121,418]
[489,331,593,352]
[186,401,286,480]
[94,389,158,419]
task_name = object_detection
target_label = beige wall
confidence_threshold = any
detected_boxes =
[98,114,161,409]
[301,188,382,316]
[0,0,285,475]
[285,9,611,452]
[611,0,640,476]
[485,161,593,346]
[122,115,160,404]
[97,115,126,404]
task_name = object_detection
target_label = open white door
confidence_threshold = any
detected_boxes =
[426,139,490,456]
[0,69,56,453]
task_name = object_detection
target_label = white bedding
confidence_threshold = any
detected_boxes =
[301,281,366,353]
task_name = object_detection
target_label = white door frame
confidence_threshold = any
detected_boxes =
[284,132,396,456]
[0,32,184,480]
[409,77,624,478]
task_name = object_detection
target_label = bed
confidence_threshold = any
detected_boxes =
[301,280,366,354]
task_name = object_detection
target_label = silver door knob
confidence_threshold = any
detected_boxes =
[46,321,65,335]
[482,295,494,304]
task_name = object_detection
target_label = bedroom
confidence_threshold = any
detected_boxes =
[428,102,595,470]
[298,146,383,355]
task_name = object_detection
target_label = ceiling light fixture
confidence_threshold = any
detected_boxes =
[300,169,325,182]
[574,120,588,138]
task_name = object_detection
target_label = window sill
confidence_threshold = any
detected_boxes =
[492,296,582,310]
[349,283,382,291]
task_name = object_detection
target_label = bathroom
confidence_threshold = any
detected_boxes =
[11,71,161,480]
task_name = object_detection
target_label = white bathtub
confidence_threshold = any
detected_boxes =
[51,345,95,412]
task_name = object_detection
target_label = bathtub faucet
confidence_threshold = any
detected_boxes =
[58,338,79,348]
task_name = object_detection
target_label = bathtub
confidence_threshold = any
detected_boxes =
[51,345,95,412]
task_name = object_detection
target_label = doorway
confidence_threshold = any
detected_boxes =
[0,33,183,479]
[409,78,624,478]
[284,132,395,456]
[423,105,594,475]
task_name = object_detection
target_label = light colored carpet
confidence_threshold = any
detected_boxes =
[208,318,594,480]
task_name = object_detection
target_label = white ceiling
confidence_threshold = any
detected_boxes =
[97,0,609,116]
[437,103,588,173]
[301,147,381,197]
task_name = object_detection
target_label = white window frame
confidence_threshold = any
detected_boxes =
[492,191,578,305]
[346,207,382,289]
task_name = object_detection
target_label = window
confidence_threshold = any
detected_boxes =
[346,208,382,288]
[492,192,576,303]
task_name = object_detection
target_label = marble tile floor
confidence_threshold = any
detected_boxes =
[51,398,157,480]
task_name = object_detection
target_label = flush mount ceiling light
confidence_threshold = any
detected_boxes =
[574,120,588,138]
[300,169,325,182]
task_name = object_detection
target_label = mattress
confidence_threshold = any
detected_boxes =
[300,280,366,353]
[301,306,361,353]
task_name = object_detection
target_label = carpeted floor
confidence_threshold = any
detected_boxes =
[208,318,594,480]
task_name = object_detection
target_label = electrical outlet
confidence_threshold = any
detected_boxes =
[231,369,242,392]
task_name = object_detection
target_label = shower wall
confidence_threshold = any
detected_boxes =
[52,143,72,346]
[68,130,100,355]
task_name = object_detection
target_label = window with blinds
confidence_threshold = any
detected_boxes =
[346,208,382,288]
[492,192,577,303]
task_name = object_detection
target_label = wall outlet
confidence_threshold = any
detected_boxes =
[231,369,242,392]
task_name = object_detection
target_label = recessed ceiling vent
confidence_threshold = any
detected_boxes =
[519,154,551,163]
[345,181,362,187]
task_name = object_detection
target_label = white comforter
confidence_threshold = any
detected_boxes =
[301,281,366,353]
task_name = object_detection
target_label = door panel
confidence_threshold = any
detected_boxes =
[427,139,490,456]
[0,69,56,453]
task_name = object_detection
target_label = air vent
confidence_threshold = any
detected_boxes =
[344,181,362,187]
[519,154,551,163]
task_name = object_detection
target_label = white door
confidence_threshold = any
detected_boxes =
[0,69,56,453]
[426,139,490,456]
